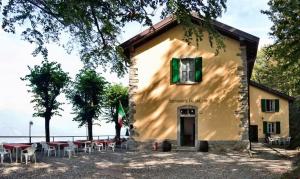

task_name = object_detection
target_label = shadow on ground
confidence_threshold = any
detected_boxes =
[0,144,296,179]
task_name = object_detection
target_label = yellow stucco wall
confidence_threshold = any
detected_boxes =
[131,25,244,142]
[249,85,290,139]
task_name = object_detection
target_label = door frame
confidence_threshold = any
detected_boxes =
[177,105,198,147]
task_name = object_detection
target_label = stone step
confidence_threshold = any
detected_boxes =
[175,146,197,152]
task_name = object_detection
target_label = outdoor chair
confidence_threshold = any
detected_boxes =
[285,137,291,146]
[43,143,56,157]
[63,141,78,158]
[0,143,12,164]
[31,143,38,150]
[40,142,47,153]
[268,137,275,145]
[67,141,79,153]
[83,142,94,154]
[63,146,75,158]
[95,143,104,151]
[21,147,36,165]
[107,142,116,152]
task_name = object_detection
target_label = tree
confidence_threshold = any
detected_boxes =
[262,0,300,66]
[104,84,128,139]
[68,69,106,140]
[22,60,69,142]
[1,0,227,75]
[252,47,300,97]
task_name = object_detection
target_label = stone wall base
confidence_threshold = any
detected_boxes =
[133,139,250,153]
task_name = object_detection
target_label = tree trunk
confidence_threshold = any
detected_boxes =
[115,121,121,139]
[45,116,51,142]
[87,119,93,141]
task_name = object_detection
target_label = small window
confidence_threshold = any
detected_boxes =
[261,99,279,112]
[266,100,276,112]
[267,122,276,134]
[171,57,202,84]
[180,58,195,83]
[263,121,281,134]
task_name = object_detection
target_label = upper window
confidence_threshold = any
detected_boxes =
[261,99,279,112]
[171,57,202,84]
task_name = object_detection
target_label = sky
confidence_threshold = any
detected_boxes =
[0,0,273,141]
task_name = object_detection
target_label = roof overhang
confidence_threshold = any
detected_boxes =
[120,15,259,79]
[250,80,295,102]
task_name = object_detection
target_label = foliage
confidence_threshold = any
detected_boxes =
[67,69,106,140]
[21,60,69,142]
[22,60,69,118]
[104,84,128,124]
[1,0,227,75]
[103,84,128,138]
[262,0,300,66]
[252,47,300,97]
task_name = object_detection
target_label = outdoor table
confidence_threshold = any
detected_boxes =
[74,140,91,148]
[48,142,68,157]
[95,140,113,150]
[3,143,31,162]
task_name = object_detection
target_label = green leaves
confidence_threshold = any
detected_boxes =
[103,84,129,127]
[67,69,107,127]
[262,0,300,66]
[1,0,227,76]
[22,60,70,118]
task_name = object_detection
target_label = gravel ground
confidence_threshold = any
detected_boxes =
[0,145,295,179]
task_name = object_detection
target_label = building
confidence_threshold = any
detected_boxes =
[120,15,293,151]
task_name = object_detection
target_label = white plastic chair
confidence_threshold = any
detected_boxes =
[67,141,79,153]
[0,143,12,164]
[107,142,116,152]
[95,143,104,151]
[285,137,291,145]
[63,141,78,158]
[63,146,75,158]
[21,147,36,165]
[83,142,94,154]
[43,143,56,157]
[268,137,275,145]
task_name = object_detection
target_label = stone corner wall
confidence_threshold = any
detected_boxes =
[129,57,138,130]
[236,43,250,147]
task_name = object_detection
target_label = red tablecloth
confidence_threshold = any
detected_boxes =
[48,142,68,148]
[3,144,31,150]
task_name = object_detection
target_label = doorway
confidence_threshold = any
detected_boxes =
[180,117,195,146]
[178,106,197,147]
[249,125,258,142]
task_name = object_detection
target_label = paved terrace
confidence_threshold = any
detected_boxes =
[0,144,297,179]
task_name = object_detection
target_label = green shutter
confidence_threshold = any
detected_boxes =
[171,58,180,83]
[261,99,266,112]
[276,122,281,134]
[263,121,267,134]
[275,99,279,112]
[195,57,202,82]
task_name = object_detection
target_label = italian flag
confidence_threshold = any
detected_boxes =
[118,101,126,128]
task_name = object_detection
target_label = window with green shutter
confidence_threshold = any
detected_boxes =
[195,57,202,82]
[275,99,279,112]
[261,99,266,112]
[263,121,267,134]
[171,58,180,83]
[261,99,280,112]
[171,57,202,84]
[264,121,280,134]
[276,122,281,134]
